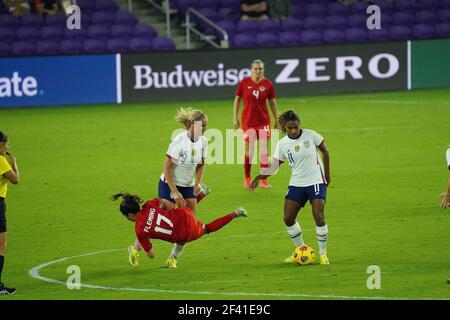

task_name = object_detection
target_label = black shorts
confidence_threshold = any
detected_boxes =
[0,197,6,233]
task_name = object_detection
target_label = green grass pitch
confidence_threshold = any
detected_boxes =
[1,88,449,300]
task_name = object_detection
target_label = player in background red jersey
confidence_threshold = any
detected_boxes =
[111,193,247,266]
[233,59,278,189]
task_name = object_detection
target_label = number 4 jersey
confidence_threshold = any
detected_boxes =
[135,198,204,252]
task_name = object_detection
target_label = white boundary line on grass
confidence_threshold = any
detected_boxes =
[27,248,430,300]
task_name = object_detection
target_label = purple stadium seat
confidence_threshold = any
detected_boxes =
[345,28,367,43]
[220,0,240,10]
[392,12,415,25]
[17,26,40,41]
[237,20,259,33]
[12,41,35,55]
[152,36,176,51]
[233,33,256,48]
[41,26,64,41]
[279,32,301,46]
[77,0,96,13]
[327,2,349,15]
[36,40,60,55]
[21,14,44,28]
[134,24,157,39]
[0,43,12,56]
[291,4,304,18]
[413,25,436,39]
[300,31,322,45]
[60,39,84,54]
[0,27,15,43]
[438,10,450,22]
[395,0,417,13]
[303,16,326,30]
[65,28,88,40]
[91,11,115,26]
[216,20,237,41]
[280,18,302,32]
[107,38,129,53]
[440,0,450,9]
[390,25,412,40]
[175,0,195,15]
[258,19,280,33]
[306,4,327,16]
[380,13,393,27]
[372,0,395,13]
[436,23,450,37]
[218,7,235,20]
[88,24,110,40]
[367,28,391,41]
[350,2,369,14]
[0,15,20,28]
[415,11,438,24]
[45,13,67,27]
[84,39,107,53]
[256,32,278,47]
[115,11,137,26]
[417,0,440,10]
[348,14,366,28]
[129,37,153,52]
[196,8,218,30]
[323,29,345,44]
[95,0,119,13]
[111,24,134,38]
[326,15,347,29]
[198,0,219,10]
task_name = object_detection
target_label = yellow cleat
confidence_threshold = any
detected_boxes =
[284,252,296,263]
[128,245,139,267]
[164,257,177,269]
[320,255,330,265]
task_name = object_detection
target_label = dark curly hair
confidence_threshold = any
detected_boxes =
[277,109,300,133]
[111,192,143,215]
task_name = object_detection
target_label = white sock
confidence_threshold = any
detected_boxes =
[133,239,142,251]
[316,224,328,255]
[286,222,304,247]
[169,243,184,259]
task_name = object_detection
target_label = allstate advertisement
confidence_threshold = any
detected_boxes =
[0,55,117,108]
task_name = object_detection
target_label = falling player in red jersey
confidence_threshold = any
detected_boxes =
[111,192,248,266]
[233,59,278,189]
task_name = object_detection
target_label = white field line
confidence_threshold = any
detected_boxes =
[28,248,445,300]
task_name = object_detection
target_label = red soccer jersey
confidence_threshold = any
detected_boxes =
[236,77,275,129]
[134,198,203,252]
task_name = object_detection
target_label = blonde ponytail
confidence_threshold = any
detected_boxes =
[175,107,206,129]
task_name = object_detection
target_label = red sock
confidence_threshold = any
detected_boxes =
[196,192,206,203]
[260,152,269,170]
[205,213,236,233]
[244,155,251,179]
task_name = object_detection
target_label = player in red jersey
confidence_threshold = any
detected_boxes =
[111,192,248,266]
[233,59,278,189]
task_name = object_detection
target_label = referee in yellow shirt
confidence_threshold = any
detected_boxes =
[0,131,19,295]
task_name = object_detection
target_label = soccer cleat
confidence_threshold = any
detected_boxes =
[164,257,177,269]
[260,179,272,189]
[284,252,296,263]
[128,245,139,267]
[0,283,16,295]
[234,207,248,217]
[244,177,251,188]
[198,183,211,195]
[320,255,330,265]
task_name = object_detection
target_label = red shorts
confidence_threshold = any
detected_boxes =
[180,208,204,243]
[242,125,271,142]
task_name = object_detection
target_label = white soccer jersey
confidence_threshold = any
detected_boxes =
[273,129,326,187]
[446,148,450,170]
[160,131,208,187]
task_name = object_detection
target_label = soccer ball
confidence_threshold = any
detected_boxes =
[294,244,315,266]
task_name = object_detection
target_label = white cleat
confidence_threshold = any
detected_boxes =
[234,207,248,217]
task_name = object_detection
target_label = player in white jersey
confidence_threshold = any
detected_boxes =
[250,109,331,265]
[128,108,210,269]
[439,147,450,209]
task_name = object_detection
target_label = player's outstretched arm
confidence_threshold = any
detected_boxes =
[146,248,155,259]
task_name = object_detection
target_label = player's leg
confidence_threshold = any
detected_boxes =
[203,207,248,234]
[0,198,14,295]
[258,126,272,188]
[244,129,256,188]
[283,186,307,263]
[309,184,329,265]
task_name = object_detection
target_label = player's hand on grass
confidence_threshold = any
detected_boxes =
[233,118,240,129]
[440,192,450,208]
[173,191,187,208]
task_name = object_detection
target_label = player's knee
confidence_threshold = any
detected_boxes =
[283,215,296,226]
[316,217,326,227]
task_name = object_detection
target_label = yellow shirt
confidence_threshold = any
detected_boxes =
[0,155,12,198]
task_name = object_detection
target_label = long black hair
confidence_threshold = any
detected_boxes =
[277,109,301,133]
[0,131,8,143]
[111,192,143,215]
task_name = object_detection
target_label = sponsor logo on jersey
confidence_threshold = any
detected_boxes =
[259,86,266,92]
[295,145,301,152]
